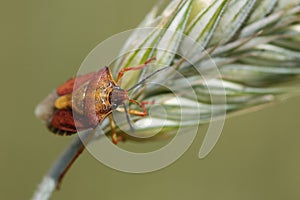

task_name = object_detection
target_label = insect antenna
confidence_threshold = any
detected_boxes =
[123,103,135,134]
[127,65,171,92]
[124,65,172,135]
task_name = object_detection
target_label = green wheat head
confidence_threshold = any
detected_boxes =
[100,0,300,142]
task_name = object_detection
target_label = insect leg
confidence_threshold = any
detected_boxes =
[109,115,125,144]
[120,99,155,116]
[128,99,147,116]
[117,57,156,84]
[109,115,118,144]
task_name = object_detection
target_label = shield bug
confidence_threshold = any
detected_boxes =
[47,57,165,144]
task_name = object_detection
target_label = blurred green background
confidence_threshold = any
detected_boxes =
[1,1,300,199]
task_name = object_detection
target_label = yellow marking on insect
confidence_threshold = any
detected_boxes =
[54,94,72,109]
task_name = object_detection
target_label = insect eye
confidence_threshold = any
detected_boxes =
[111,103,118,110]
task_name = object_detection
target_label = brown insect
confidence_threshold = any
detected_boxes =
[48,57,163,144]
